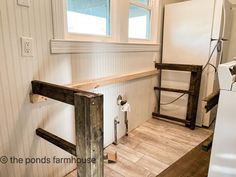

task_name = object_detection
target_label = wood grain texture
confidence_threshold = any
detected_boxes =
[105,143,144,163]
[74,93,104,177]
[66,119,212,177]
[157,135,213,177]
[36,128,76,156]
[187,70,202,129]
[31,70,159,103]
[69,70,159,90]
[155,63,203,129]
[154,87,193,94]
[105,156,156,177]
[202,91,220,113]
[104,166,125,177]
[155,63,202,72]
[31,80,99,104]
[152,113,189,124]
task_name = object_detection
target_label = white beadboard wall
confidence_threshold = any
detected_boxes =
[0,0,160,177]
[0,0,75,177]
[71,53,158,146]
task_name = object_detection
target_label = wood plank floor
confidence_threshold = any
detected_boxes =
[65,119,212,177]
[157,135,212,177]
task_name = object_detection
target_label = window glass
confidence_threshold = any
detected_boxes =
[129,5,151,39]
[67,0,110,36]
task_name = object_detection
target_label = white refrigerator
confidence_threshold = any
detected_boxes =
[161,0,233,127]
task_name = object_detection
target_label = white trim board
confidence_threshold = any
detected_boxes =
[50,39,161,54]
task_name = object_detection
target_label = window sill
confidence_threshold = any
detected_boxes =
[50,39,160,54]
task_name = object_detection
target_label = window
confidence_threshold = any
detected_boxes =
[52,0,159,44]
[129,5,151,39]
[67,0,110,36]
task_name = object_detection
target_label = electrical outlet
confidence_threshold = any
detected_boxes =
[17,0,31,7]
[21,37,33,57]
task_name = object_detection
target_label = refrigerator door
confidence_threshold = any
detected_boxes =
[162,0,215,65]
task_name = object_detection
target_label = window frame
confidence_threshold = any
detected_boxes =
[128,0,152,40]
[64,0,113,42]
[52,0,159,44]
[128,0,158,43]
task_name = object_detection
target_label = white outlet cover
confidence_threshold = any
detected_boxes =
[21,37,33,57]
[17,0,31,7]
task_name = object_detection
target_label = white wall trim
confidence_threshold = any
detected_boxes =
[50,39,161,54]
[51,0,67,39]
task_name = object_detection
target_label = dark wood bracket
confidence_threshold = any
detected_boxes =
[32,80,104,177]
[203,91,220,113]
[153,63,203,130]
[154,87,194,95]
[31,80,97,105]
[36,128,76,156]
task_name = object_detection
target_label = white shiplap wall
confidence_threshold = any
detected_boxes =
[0,0,75,176]
[0,0,159,177]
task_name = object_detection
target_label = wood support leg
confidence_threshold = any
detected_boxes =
[74,93,104,177]
[186,70,202,129]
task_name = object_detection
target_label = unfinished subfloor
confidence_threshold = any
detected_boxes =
[66,118,212,177]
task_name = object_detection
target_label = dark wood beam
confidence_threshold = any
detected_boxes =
[152,112,189,124]
[155,63,202,72]
[186,70,202,129]
[154,63,203,130]
[33,80,104,177]
[157,134,213,177]
[36,128,76,156]
[154,87,193,95]
[74,93,104,177]
[31,80,99,105]
[203,91,220,113]
[202,135,213,152]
